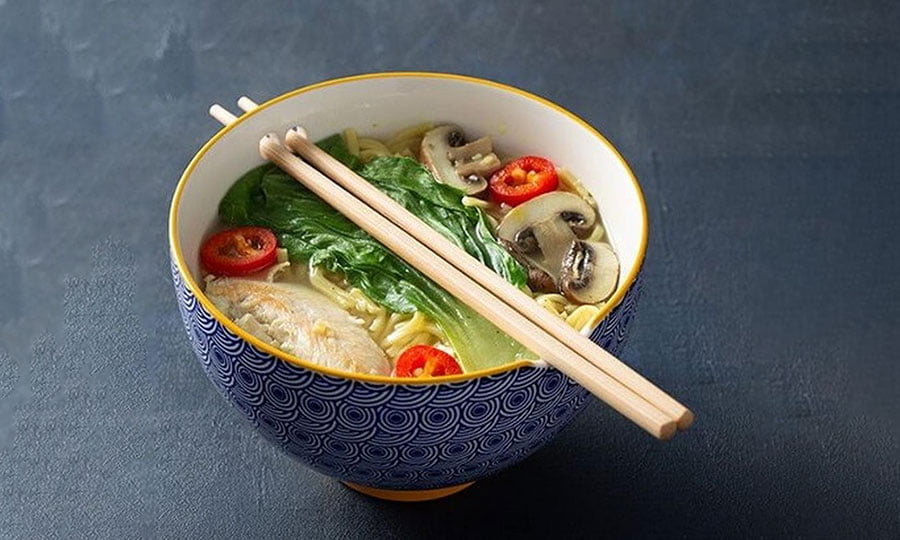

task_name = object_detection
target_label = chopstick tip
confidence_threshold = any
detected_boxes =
[237,96,259,112]
[287,125,309,141]
[209,103,238,126]
[676,409,695,431]
[259,132,283,156]
[659,420,678,441]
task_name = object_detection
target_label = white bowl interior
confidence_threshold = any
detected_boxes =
[174,75,645,313]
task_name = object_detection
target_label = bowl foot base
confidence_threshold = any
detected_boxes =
[342,480,475,502]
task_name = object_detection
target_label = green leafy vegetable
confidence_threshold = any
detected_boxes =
[218,151,532,371]
[360,157,527,288]
[317,135,526,286]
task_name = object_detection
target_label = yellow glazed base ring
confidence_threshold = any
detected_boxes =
[342,481,475,502]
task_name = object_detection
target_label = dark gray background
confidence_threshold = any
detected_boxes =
[1,0,898,538]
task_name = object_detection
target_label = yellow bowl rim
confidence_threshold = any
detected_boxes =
[168,71,649,385]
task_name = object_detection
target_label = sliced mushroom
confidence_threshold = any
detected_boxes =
[452,137,501,177]
[496,191,598,282]
[421,126,472,191]
[526,266,558,293]
[446,129,466,147]
[420,126,499,194]
[447,135,502,178]
[494,188,616,303]
[500,239,557,293]
[559,241,619,304]
[455,153,501,177]
[497,191,597,246]
[448,136,492,161]
[529,216,577,280]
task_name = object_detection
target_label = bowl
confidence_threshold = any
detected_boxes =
[168,72,648,501]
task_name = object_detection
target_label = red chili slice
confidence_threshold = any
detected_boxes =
[393,345,463,378]
[489,156,559,206]
[200,226,278,276]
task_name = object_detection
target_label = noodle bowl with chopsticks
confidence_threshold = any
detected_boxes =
[168,75,689,500]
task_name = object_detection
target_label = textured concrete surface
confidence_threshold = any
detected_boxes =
[1,0,899,538]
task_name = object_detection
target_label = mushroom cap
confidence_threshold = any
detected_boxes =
[559,241,619,304]
[420,125,488,195]
[496,191,598,250]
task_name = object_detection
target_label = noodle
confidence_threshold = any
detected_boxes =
[385,122,433,147]
[359,137,390,152]
[308,264,356,310]
[558,168,596,206]
[391,140,424,156]
[360,149,386,162]
[358,138,391,162]
[461,196,493,209]
[565,304,605,333]
[586,224,607,242]
[342,128,360,157]
[371,312,403,345]
[535,293,569,318]
[263,261,292,282]
[384,121,433,157]
[307,262,449,360]
[533,292,608,332]
[382,311,444,357]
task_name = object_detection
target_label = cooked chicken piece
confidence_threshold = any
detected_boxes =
[205,277,391,376]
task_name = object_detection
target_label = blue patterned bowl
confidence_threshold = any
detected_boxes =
[168,73,648,501]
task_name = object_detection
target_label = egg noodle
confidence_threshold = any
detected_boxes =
[307,264,449,358]
[270,124,609,362]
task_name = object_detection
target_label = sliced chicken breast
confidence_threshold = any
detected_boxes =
[205,277,391,376]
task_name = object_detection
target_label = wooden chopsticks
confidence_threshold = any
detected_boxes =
[281,127,694,431]
[210,100,692,439]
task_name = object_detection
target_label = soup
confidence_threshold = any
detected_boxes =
[199,123,620,378]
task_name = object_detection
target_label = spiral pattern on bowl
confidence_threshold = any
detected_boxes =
[170,258,641,490]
